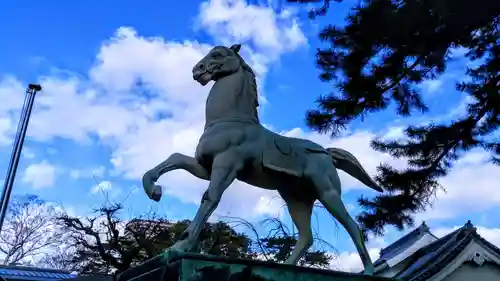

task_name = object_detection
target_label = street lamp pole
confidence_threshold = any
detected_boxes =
[0,84,41,233]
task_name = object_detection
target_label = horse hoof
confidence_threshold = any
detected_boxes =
[363,267,374,276]
[169,240,191,253]
[152,185,162,202]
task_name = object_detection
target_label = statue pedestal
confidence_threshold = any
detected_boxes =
[117,251,400,281]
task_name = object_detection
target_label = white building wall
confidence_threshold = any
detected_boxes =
[442,263,500,281]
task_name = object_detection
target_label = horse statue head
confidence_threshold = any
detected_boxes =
[192,44,252,84]
[192,44,259,124]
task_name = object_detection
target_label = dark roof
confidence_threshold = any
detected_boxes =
[71,274,114,281]
[0,265,74,280]
[393,220,500,281]
[374,222,436,267]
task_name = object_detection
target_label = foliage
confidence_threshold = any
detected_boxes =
[198,221,255,259]
[289,0,500,236]
[52,202,254,274]
[258,236,330,268]
[0,194,64,265]
[228,216,332,269]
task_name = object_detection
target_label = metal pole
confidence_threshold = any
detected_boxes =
[0,84,41,233]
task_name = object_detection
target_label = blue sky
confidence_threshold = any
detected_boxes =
[0,0,499,272]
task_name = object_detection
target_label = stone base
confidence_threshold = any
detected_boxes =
[117,251,400,281]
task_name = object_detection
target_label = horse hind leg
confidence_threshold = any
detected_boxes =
[311,168,375,275]
[143,153,210,201]
[280,193,314,265]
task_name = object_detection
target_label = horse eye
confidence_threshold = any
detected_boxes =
[211,53,221,58]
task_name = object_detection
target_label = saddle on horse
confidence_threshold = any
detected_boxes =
[262,137,308,177]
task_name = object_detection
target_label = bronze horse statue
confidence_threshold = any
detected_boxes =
[142,44,382,274]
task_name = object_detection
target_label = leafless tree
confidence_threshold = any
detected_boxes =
[49,197,253,274]
[38,247,75,271]
[54,202,176,274]
[0,195,65,265]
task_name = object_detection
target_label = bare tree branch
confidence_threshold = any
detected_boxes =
[0,195,65,265]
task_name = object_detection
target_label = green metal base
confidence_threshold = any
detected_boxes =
[117,251,399,281]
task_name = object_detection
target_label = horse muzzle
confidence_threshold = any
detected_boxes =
[193,72,212,86]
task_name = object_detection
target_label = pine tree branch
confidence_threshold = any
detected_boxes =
[359,97,493,235]
[286,0,338,19]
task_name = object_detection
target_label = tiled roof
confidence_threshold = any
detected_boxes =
[393,220,499,281]
[71,274,114,281]
[374,222,435,267]
[0,265,75,280]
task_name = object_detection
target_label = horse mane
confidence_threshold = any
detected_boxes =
[233,51,260,114]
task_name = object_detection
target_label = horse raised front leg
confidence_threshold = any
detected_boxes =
[142,153,210,201]
[168,151,243,253]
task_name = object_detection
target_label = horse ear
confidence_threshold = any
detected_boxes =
[230,44,241,53]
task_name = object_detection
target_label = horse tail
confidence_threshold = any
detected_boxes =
[326,147,383,192]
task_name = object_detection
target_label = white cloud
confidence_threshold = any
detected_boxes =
[326,230,388,273]
[382,126,406,140]
[0,1,307,220]
[0,76,25,115]
[417,151,500,221]
[0,76,25,146]
[197,0,307,57]
[421,79,443,94]
[196,0,307,108]
[476,227,500,247]
[22,161,57,189]
[0,118,13,146]
[22,147,36,159]
[330,248,380,273]
[432,226,458,238]
[70,166,106,180]
[91,180,113,194]
[253,195,285,217]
